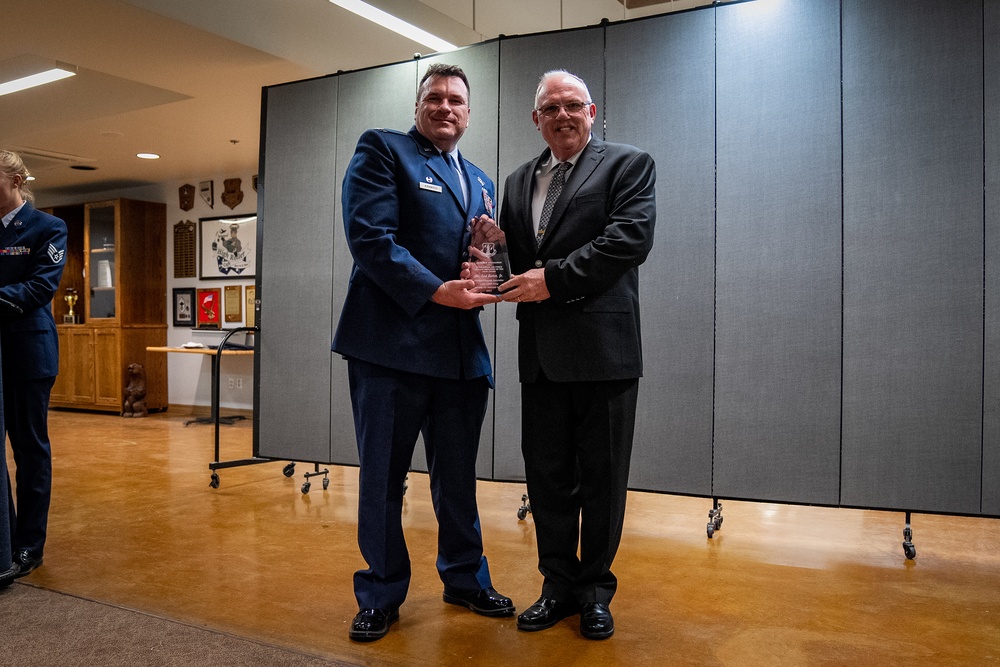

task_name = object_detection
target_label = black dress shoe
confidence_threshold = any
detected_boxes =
[443,586,515,617]
[348,608,399,642]
[516,596,579,631]
[11,550,43,579]
[580,602,614,639]
[0,565,14,590]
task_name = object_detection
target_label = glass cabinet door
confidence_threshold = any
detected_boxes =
[86,203,117,319]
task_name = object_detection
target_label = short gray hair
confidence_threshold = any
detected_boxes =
[534,70,592,110]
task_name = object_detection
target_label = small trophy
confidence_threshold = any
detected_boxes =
[63,288,79,324]
[467,215,511,296]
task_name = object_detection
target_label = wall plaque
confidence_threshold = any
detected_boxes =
[173,220,196,278]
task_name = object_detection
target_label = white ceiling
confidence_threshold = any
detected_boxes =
[2,0,707,202]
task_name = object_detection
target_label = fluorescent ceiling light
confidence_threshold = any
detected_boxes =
[136,153,160,160]
[0,55,76,97]
[329,0,457,53]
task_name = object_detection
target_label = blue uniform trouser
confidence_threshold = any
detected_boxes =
[0,367,9,571]
[4,375,55,558]
[347,358,493,610]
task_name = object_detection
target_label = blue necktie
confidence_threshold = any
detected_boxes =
[446,153,468,208]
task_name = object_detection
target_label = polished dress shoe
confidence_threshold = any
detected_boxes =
[0,565,14,590]
[516,596,578,631]
[580,602,614,639]
[11,550,43,579]
[348,607,399,642]
[443,586,515,617]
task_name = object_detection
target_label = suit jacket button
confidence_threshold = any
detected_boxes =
[534,260,543,268]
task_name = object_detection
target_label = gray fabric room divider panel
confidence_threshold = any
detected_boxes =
[330,62,418,466]
[984,0,1000,517]
[420,43,501,479]
[714,0,842,504]
[493,27,606,481]
[841,0,984,514]
[605,11,715,495]
[257,76,339,463]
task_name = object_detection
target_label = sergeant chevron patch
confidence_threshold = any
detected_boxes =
[48,243,65,264]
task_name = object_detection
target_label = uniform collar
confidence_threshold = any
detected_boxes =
[2,201,26,228]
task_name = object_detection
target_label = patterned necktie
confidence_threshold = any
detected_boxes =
[536,162,569,247]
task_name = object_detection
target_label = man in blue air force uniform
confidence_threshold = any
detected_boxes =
[0,149,68,582]
[332,63,513,641]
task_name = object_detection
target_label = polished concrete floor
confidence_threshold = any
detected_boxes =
[5,409,1000,666]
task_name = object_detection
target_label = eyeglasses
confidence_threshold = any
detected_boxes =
[535,101,591,118]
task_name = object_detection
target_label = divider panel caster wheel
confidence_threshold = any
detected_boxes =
[517,494,531,520]
[302,481,311,494]
[209,472,220,489]
[322,477,330,490]
[902,512,916,560]
[282,463,295,478]
[706,499,723,538]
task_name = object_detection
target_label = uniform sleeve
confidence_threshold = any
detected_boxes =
[341,130,443,318]
[0,217,69,320]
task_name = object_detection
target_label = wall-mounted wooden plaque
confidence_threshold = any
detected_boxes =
[173,220,196,278]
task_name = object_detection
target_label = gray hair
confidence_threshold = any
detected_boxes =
[534,70,592,110]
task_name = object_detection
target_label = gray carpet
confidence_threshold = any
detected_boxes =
[0,583,354,667]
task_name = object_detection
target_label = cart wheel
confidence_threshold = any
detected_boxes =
[517,507,528,520]
[210,473,220,489]
[301,481,311,494]
[707,522,715,538]
[282,463,295,477]
[322,477,330,490]
[903,543,916,560]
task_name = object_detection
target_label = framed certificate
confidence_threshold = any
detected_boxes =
[245,285,256,328]
[224,285,243,323]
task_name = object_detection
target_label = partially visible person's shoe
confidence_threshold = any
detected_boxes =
[11,550,43,579]
[443,586,515,617]
[579,602,614,639]
[348,607,399,642]
[516,596,579,631]
[0,565,15,590]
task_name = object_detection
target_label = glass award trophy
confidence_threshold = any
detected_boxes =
[468,216,511,295]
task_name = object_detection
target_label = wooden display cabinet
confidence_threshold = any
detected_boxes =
[48,199,168,413]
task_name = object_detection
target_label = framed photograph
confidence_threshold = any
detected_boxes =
[224,285,243,323]
[199,214,256,280]
[195,287,222,329]
[172,288,196,327]
[245,285,256,328]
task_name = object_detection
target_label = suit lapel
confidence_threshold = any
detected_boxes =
[538,139,605,250]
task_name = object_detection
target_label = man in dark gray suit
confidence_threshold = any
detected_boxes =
[497,70,656,640]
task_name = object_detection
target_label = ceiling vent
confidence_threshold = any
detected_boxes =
[12,146,96,172]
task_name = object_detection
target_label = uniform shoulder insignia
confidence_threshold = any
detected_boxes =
[377,128,406,136]
[48,243,65,264]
